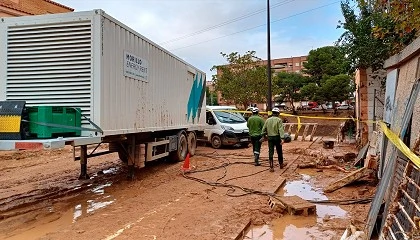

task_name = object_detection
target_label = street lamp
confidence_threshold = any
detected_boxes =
[267,0,272,112]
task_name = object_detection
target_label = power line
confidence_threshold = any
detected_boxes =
[169,1,340,52]
[159,0,295,45]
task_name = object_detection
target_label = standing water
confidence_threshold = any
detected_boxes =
[246,173,348,239]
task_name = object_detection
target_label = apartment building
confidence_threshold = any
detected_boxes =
[268,55,308,74]
[0,0,73,17]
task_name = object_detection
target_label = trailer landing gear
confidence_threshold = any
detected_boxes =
[127,165,135,180]
[78,145,90,180]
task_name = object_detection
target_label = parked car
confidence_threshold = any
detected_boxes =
[337,104,350,110]
[300,105,312,110]
[312,104,327,111]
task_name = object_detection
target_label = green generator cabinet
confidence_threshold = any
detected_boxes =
[28,106,82,138]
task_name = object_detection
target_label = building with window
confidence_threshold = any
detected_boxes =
[266,55,308,74]
[0,0,73,17]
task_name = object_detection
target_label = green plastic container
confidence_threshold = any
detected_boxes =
[28,106,82,138]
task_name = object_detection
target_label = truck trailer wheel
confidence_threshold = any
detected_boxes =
[110,142,128,163]
[211,135,222,149]
[117,150,128,163]
[117,144,128,164]
[170,132,188,162]
[187,132,197,156]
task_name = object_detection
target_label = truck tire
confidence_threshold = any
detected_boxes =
[240,143,249,148]
[117,143,128,164]
[118,150,128,163]
[110,142,129,163]
[187,132,197,156]
[211,135,222,149]
[170,132,188,162]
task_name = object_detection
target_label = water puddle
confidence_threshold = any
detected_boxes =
[280,174,347,219]
[246,173,348,239]
[246,216,335,240]
[3,181,116,239]
[72,182,115,222]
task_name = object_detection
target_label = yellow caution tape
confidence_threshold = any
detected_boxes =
[0,115,21,132]
[378,121,420,169]
[211,109,419,168]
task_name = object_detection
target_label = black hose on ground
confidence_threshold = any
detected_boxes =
[183,154,372,206]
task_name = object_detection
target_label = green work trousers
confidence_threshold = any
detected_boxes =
[268,135,283,168]
[250,135,262,155]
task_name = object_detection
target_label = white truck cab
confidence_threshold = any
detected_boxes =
[204,106,250,148]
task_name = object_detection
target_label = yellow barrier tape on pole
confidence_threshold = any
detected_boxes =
[297,116,301,132]
[211,109,382,125]
[211,109,419,167]
[379,121,420,169]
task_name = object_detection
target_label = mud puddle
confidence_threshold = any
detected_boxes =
[246,173,347,239]
[246,216,336,240]
[0,168,120,240]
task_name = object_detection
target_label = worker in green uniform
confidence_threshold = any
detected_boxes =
[261,107,285,172]
[247,107,265,166]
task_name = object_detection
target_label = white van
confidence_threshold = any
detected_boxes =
[203,106,250,148]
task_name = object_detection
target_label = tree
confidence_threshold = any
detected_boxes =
[369,0,420,52]
[299,45,353,109]
[206,86,218,106]
[273,72,308,111]
[303,46,350,83]
[300,75,354,109]
[337,0,393,71]
[300,83,320,102]
[318,74,355,104]
[211,51,267,109]
[337,0,420,71]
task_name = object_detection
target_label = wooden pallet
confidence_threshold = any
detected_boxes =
[278,195,316,216]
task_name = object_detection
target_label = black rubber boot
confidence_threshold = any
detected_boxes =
[269,159,274,172]
[254,154,261,166]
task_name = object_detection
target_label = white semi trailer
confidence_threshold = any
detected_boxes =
[0,10,206,179]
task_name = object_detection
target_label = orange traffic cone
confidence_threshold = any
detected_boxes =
[181,153,191,172]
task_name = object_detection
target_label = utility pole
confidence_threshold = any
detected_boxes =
[266,0,272,112]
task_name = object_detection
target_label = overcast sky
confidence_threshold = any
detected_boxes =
[57,0,345,80]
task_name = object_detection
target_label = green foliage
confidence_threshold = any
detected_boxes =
[369,0,420,51]
[300,75,354,105]
[273,72,308,108]
[206,86,218,106]
[211,51,267,108]
[298,45,354,106]
[337,0,420,71]
[318,74,354,103]
[303,46,350,83]
[300,83,319,102]
[338,0,392,70]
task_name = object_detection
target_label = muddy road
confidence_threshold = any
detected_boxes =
[0,135,375,240]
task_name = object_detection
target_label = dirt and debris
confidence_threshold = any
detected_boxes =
[0,122,377,239]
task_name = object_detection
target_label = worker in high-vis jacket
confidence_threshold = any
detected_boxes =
[261,107,285,172]
[247,107,265,166]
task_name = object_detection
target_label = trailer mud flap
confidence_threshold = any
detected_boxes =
[0,101,28,140]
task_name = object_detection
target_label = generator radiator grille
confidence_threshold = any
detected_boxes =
[6,21,93,127]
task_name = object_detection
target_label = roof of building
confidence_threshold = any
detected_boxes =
[0,0,73,15]
[0,0,33,15]
[43,0,73,11]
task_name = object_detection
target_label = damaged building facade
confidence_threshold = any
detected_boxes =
[362,36,420,240]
